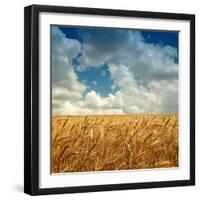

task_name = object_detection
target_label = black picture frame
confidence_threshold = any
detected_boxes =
[24,4,195,196]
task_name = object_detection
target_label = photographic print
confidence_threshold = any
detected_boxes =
[51,25,179,174]
[24,5,195,195]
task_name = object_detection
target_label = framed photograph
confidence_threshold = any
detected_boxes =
[24,4,195,195]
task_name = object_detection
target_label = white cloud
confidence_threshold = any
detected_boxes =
[108,63,162,114]
[149,80,178,113]
[52,27,85,92]
[53,90,125,116]
[52,27,178,115]
[52,27,87,115]
[53,87,82,100]
[84,90,106,108]
[76,29,178,114]
[78,30,178,85]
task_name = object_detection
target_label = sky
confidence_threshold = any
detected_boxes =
[51,25,179,115]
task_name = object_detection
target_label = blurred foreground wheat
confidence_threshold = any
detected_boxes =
[51,114,178,173]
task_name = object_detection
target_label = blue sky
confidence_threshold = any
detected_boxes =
[51,25,178,115]
[76,63,116,97]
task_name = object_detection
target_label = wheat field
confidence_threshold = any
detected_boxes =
[51,114,178,173]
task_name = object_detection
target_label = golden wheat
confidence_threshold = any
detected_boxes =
[51,114,178,173]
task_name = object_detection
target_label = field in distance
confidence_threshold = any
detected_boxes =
[52,114,178,173]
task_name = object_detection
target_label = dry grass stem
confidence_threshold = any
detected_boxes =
[51,114,178,173]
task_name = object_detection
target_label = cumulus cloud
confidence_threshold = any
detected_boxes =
[51,27,87,115]
[52,27,125,115]
[108,64,161,113]
[52,27,178,115]
[78,30,178,85]
[108,63,178,114]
